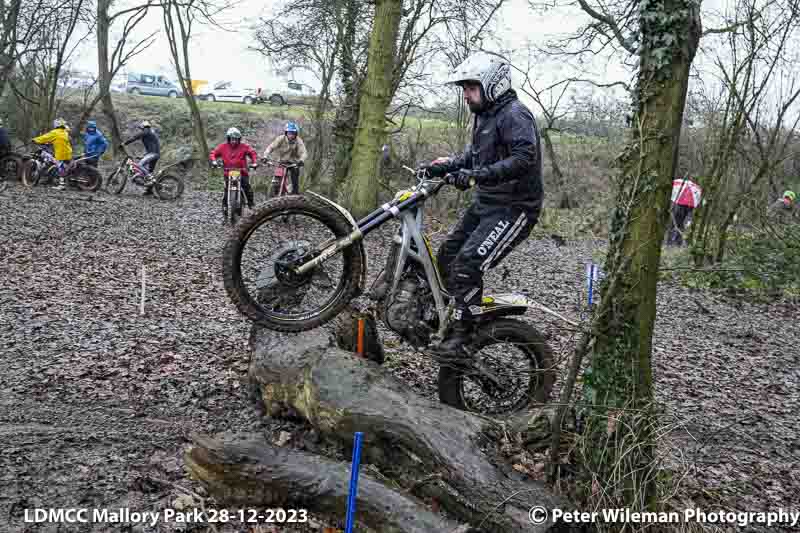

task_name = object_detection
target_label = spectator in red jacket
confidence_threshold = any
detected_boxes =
[210,127,258,219]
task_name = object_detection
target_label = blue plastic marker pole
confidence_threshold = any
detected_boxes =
[345,432,364,533]
[588,263,595,307]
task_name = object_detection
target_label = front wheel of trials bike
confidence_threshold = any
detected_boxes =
[228,180,241,225]
[106,164,129,194]
[223,194,363,332]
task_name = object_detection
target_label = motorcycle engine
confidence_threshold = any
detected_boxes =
[384,273,435,348]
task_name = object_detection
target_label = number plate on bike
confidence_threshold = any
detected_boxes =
[274,166,285,177]
[229,170,241,178]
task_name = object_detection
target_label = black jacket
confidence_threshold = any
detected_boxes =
[0,126,10,152]
[447,90,543,215]
[123,129,160,155]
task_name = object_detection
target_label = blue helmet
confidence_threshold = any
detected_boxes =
[87,120,97,131]
[285,122,299,134]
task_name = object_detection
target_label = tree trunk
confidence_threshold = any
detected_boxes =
[343,0,403,217]
[179,42,208,159]
[185,434,465,533]
[96,0,123,155]
[186,324,567,532]
[541,128,573,208]
[162,0,209,159]
[305,40,339,190]
[581,0,701,515]
[331,0,359,195]
[0,0,21,97]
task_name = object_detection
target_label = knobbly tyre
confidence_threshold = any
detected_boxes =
[105,146,185,200]
[263,157,300,223]
[223,166,554,415]
[215,161,257,225]
[21,148,102,191]
[0,145,26,190]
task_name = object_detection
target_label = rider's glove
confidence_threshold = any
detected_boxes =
[211,160,220,168]
[422,159,451,177]
[459,168,493,187]
[445,171,474,191]
[448,168,493,190]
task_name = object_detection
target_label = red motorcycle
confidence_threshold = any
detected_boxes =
[262,158,300,197]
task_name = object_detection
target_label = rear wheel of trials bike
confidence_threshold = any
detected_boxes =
[73,164,102,192]
[223,194,362,332]
[153,174,184,201]
[437,318,554,415]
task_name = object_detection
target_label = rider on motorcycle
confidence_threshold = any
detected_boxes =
[32,118,73,190]
[210,127,258,220]
[121,120,160,195]
[262,122,307,195]
[422,51,544,358]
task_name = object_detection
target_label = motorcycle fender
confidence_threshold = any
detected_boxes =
[470,293,528,320]
[472,293,580,327]
[305,191,367,294]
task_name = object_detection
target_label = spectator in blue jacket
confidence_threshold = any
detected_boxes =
[82,120,108,167]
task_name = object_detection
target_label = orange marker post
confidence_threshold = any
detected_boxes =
[356,318,365,357]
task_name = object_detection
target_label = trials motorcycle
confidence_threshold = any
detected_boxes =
[222,167,554,415]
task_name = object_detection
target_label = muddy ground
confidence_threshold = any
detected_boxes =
[0,183,797,532]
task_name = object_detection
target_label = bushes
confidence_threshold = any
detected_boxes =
[729,224,800,293]
[668,223,800,295]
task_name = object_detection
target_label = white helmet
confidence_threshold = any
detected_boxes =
[445,51,512,103]
[226,127,242,140]
[53,118,67,128]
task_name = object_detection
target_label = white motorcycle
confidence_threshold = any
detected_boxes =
[223,167,555,415]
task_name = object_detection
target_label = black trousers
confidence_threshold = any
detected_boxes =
[223,173,254,209]
[668,204,693,245]
[436,201,536,320]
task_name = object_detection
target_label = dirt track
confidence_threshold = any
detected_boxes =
[1,184,797,532]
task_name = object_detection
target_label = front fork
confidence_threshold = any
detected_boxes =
[294,227,364,275]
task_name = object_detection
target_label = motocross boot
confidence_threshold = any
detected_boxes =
[430,307,474,364]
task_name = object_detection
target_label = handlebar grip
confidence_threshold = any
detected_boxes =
[443,173,475,188]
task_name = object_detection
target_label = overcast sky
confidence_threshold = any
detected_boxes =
[69,0,731,106]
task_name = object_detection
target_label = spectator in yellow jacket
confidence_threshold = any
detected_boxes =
[32,118,73,190]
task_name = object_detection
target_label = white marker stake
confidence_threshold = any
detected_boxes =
[140,265,146,316]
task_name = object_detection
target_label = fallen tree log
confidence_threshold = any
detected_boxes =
[245,321,566,530]
[185,433,465,533]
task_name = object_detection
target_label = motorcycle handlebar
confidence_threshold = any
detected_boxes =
[261,158,298,168]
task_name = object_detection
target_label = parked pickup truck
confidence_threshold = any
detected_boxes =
[261,80,328,106]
